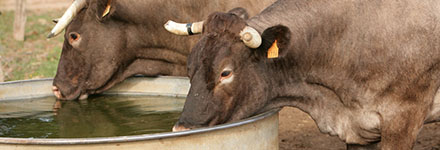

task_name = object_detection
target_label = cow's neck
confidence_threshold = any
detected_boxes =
[255,41,383,145]
[116,0,223,74]
[115,0,209,55]
[251,0,383,144]
[248,0,356,112]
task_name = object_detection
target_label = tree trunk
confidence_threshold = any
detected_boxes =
[13,0,26,41]
[0,61,4,82]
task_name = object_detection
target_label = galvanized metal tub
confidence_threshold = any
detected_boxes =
[0,76,279,150]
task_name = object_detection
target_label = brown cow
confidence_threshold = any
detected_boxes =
[48,0,275,100]
[166,0,440,149]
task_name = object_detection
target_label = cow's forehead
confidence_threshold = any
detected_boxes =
[198,37,233,61]
[67,9,95,31]
[204,12,247,35]
[198,41,249,74]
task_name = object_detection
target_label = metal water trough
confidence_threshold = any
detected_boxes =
[0,76,279,150]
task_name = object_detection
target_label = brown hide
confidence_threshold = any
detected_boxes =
[52,0,275,100]
[176,0,440,149]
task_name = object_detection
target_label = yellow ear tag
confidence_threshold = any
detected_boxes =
[267,40,279,59]
[102,0,112,17]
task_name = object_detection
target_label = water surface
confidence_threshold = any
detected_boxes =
[0,95,184,138]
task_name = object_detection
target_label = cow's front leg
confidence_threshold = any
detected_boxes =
[379,108,426,150]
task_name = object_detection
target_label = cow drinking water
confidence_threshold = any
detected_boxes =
[165,0,440,149]
[48,0,275,100]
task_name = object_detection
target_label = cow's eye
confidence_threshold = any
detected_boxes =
[69,32,80,41]
[68,32,81,45]
[71,34,77,40]
[219,67,234,82]
[221,71,231,78]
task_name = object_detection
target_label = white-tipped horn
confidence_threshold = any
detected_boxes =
[239,26,262,48]
[164,20,204,35]
[47,0,86,38]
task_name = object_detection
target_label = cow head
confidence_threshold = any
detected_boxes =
[50,0,178,100]
[165,12,291,131]
[49,0,129,100]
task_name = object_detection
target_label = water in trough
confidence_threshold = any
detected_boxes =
[0,95,184,138]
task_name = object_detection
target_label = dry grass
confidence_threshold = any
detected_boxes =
[0,9,65,81]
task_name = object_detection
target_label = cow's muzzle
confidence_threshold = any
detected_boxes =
[52,85,88,100]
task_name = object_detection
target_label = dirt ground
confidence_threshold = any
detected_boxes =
[278,107,440,150]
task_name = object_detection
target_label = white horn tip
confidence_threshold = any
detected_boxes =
[240,26,262,48]
[163,20,175,32]
[47,33,55,39]
[242,33,253,42]
[164,20,190,35]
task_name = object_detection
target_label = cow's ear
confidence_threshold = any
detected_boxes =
[227,7,249,20]
[255,25,291,59]
[95,0,115,21]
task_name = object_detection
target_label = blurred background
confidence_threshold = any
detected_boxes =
[0,0,70,82]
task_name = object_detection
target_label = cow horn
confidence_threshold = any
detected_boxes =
[47,0,86,38]
[164,20,204,35]
[239,26,261,48]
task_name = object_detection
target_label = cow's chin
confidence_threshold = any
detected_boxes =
[78,93,89,100]
[172,124,191,132]
[53,77,124,101]
[171,115,224,132]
